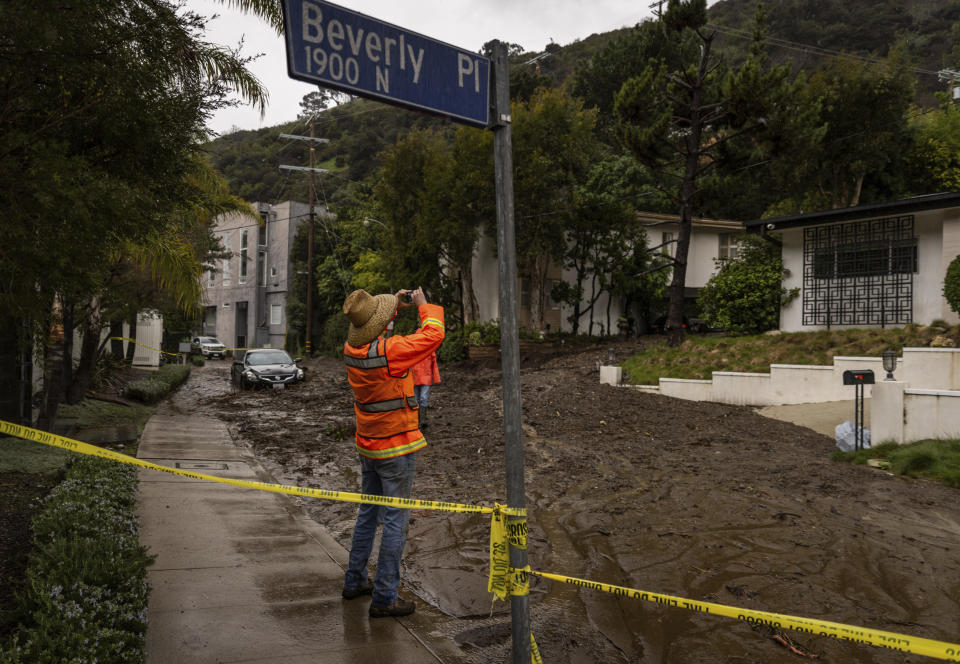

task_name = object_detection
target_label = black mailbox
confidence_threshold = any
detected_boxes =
[842,369,875,385]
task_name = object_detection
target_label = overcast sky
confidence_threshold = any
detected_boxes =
[189,0,661,135]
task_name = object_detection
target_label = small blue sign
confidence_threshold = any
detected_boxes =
[282,0,491,127]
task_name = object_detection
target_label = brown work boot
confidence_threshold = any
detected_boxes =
[341,581,373,600]
[369,598,416,618]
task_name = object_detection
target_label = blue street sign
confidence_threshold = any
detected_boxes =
[282,0,491,127]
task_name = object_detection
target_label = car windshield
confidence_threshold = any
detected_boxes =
[246,350,293,366]
[199,337,222,344]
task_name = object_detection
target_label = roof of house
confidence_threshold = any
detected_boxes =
[636,211,743,231]
[744,192,960,233]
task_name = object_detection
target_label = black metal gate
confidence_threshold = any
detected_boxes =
[802,216,916,327]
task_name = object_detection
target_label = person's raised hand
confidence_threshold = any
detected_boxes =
[410,287,427,307]
[395,288,413,309]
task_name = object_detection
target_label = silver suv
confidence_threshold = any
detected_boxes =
[191,336,226,359]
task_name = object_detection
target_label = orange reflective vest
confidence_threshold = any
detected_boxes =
[343,303,444,459]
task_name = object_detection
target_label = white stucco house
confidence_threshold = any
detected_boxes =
[471,211,744,335]
[744,192,960,332]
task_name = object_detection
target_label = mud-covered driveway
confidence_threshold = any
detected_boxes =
[176,342,960,663]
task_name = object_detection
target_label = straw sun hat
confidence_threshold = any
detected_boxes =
[342,289,398,347]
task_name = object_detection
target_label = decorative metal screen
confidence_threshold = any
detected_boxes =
[802,216,916,327]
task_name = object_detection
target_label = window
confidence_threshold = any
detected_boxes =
[718,233,741,261]
[662,232,676,257]
[813,240,917,280]
[222,231,232,286]
[271,304,282,325]
[239,230,248,283]
[270,266,278,278]
[258,216,267,246]
[258,251,267,286]
[207,269,215,286]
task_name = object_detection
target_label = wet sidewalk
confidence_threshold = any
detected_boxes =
[136,412,465,664]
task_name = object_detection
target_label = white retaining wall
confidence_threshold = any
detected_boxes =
[600,348,960,443]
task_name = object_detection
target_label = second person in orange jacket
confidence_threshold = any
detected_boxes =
[411,327,441,430]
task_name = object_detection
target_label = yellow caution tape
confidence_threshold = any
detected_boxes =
[109,337,183,358]
[488,505,530,601]
[488,505,511,601]
[0,420,525,518]
[530,633,542,664]
[511,565,530,596]
[529,570,960,662]
[506,515,527,550]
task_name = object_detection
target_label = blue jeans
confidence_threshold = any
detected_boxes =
[414,384,431,408]
[344,452,416,606]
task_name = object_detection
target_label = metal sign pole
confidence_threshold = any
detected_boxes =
[491,41,530,664]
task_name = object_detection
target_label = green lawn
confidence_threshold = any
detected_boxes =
[1,399,155,474]
[833,439,960,488]
[621,324,960,386]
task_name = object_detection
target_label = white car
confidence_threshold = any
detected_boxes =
[192,336,227,359]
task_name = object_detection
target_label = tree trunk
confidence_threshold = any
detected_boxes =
[570,264,586,336]
[61,301,74,391]
[109,319,124,357]
[125,311,137,364]
[606,292,612,337]
[67,296,102,404]
[667,30,713,347]
[588,273,597,336]
[530,256,549,331]
[38,298,65,431]
[460,261,480,324]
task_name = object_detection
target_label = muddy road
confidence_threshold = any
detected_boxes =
[171,341,960,663]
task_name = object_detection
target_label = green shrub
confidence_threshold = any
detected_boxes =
[438,328,469,363]
[697,235,798,334]
[944,254,960,314]
[124,364,190,404]
[189,354,205,367]
[0,457,153,663]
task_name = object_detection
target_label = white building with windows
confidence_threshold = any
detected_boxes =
[201,200,330,350]
[744,192,960,332]
[471,211,744,335]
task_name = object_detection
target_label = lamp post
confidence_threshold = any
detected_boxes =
[882,349,897,381]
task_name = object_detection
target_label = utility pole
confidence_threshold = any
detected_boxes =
[939,69,960,102]
[279,123,329,354]
[491,40,530,664]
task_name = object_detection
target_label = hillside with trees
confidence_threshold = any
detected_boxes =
[207,0,960,200]
[202,0,960,351]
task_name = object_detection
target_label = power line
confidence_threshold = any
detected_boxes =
[707,23,941,77]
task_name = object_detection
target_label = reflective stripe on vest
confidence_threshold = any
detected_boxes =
[343,339,388,369]
[356,395,419,413]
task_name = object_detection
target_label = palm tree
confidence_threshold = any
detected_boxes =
[211,0,283,32]
[67,156,261,404]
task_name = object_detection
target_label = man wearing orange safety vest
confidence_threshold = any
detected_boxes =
[340,286,444,618]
